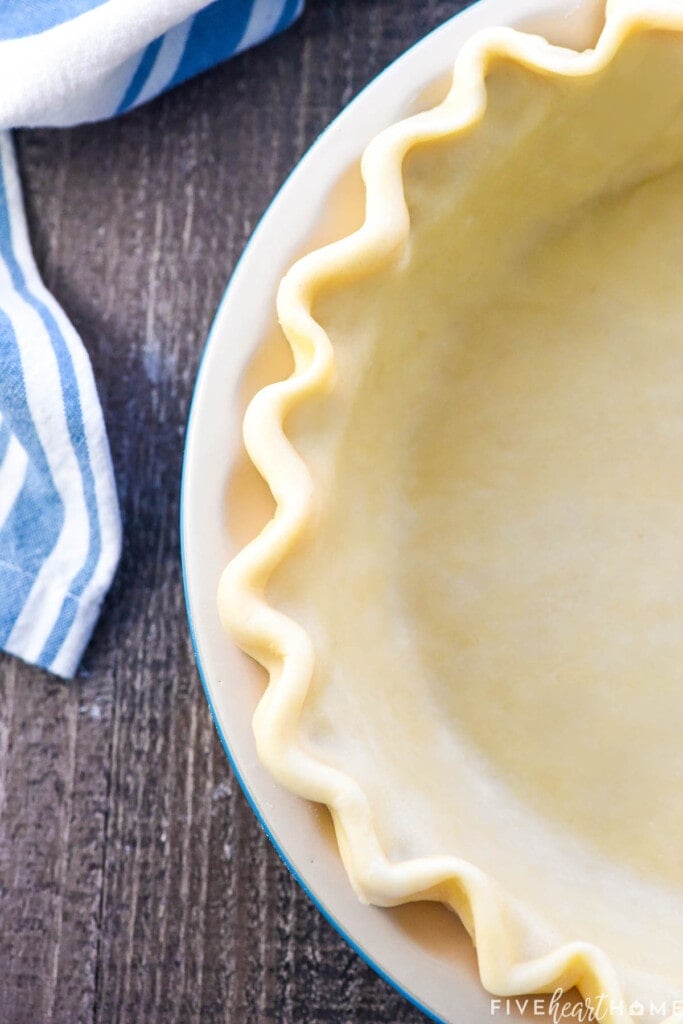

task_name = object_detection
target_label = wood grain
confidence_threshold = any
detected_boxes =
[1,3,471,1022]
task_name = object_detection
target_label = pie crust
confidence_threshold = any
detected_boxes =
[219,2,683,1019]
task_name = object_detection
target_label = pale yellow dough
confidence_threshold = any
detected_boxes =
[222,8,683,1021]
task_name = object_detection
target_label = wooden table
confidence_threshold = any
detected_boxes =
[0,3,468,1021]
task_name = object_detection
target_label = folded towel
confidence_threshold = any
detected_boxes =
[0,0,303,677]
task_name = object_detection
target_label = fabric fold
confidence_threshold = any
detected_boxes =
[0,0,304,675]
[0,133,121,676]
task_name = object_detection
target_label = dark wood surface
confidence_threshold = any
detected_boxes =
[0,3,470,1022]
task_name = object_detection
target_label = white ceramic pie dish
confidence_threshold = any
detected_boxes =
[180,1,680,1020]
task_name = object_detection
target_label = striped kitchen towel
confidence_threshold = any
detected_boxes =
[0,0,304,678]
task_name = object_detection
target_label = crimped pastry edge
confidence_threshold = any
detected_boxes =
[218,4,683,1020]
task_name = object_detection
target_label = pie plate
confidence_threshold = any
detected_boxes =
[182,1,683,1021]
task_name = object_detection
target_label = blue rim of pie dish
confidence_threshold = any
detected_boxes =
[179,1,517,1019]
[180,562,443,1024]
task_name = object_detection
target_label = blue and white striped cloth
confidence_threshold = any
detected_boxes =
[0,0,303,677]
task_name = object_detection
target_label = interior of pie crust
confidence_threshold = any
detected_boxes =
[222,8,683,1018]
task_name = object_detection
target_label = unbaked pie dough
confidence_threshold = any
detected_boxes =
[220,2,683,1020]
